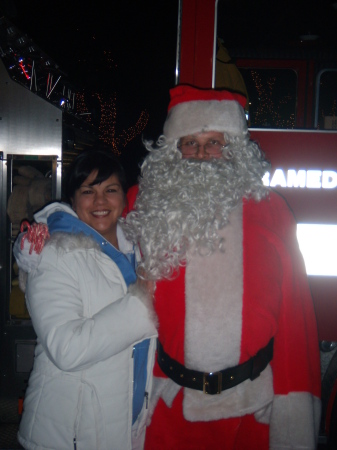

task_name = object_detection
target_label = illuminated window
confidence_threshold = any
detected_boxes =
[297,224,337,276]
[316,69,337,130]
[239,68,297,129]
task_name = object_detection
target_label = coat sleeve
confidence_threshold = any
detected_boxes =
[246,192,321,449]
[25,246,157,372]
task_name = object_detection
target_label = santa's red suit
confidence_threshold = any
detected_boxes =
[125,186,321,450]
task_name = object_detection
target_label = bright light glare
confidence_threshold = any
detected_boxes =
[297,224,337,276]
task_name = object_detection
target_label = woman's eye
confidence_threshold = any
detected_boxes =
[82,190,93,195]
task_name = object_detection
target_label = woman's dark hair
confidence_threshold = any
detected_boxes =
[64,148,128,203]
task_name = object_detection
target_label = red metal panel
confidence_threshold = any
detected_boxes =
[179,0,197,85]
[179,0,216,87]
[178,0,337,340]
[250,129,337,223]
[250,129,337,341]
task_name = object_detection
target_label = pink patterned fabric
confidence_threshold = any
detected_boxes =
[20,221,50,255]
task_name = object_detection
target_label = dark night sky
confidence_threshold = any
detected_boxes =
[5,0,337,128]
[0,0,179,182]
[2,1,179,133]
[1,0,337,182]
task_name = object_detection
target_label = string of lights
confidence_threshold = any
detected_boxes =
[76,90,149,155]
[249,70,295,128]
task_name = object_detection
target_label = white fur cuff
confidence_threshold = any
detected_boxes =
[128,282,158,328]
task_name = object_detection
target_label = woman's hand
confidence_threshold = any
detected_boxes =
[136,267,156,297]
[136,276,156,297]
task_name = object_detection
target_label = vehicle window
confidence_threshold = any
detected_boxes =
[214,40,298,129]
[316,70,337,130]
[238,68,297,129]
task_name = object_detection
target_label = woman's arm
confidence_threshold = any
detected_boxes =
[26,246,157,372]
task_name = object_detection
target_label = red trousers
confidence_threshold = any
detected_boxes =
[144,390,269,450]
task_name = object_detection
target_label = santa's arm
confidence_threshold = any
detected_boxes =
[267,196,321,449]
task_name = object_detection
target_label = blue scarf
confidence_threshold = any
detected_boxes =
[47,211,137,286]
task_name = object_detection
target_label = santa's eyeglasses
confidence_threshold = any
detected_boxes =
[177,140,225,156]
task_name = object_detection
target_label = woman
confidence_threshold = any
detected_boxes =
[14,149,157,450]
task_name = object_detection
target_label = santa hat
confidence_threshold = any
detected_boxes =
[163,85,248,140]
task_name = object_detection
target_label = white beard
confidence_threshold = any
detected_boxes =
[122,136,270,280]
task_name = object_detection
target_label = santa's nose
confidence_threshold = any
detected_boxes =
[194,145,210,159]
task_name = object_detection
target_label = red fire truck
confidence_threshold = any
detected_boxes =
[177,0,337,446]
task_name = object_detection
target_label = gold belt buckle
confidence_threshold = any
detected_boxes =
[203,371,222,395]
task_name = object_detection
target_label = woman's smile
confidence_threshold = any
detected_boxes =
[71,171,126,247]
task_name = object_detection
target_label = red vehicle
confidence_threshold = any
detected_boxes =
[178,0,337,446]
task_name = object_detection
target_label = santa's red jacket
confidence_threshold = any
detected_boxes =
[125,186,321,450]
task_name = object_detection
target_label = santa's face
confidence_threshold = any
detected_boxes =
[178,131,226,160]
[122,135,270,280]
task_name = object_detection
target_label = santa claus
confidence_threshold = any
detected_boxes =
[122,85,321,450]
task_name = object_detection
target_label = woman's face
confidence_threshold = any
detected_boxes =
[71,170,125,246]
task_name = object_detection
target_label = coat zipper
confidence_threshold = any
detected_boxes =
[73,437,77,450]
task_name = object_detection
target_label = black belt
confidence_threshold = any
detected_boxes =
[157,338,273,395]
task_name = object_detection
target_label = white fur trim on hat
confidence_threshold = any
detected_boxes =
[163,99,248,140]
[163,85,248,140]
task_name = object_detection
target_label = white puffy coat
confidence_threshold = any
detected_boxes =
[16,204,157,450]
